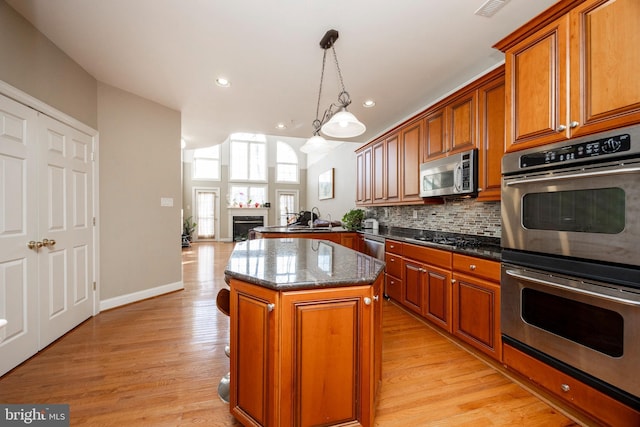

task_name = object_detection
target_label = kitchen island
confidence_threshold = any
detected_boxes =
[224,238,385,427]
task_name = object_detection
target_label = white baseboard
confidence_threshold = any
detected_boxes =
[99,281,184,311]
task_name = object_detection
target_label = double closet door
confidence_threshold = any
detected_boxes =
[0,93,95,376]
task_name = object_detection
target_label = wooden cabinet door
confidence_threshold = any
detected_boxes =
[477,72,505,201]
[400,119,423,201]
[452,273,501,361]
[339,233,359,250]
[281,286,374,427]
[423,265,452,333]
[230,280,279,427]
[423,108,447,161]
[569,0,640,137]
[402,260,425,315]
[385,133,400,203]
[356,147,372,205]
[447,90,477,155]
[505,15,570,152]
[372,139,386,203]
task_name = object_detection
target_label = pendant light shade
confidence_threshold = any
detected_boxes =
[300,135,328,154]
[320,107,366,138]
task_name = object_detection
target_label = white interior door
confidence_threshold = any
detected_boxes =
[0,93,95,376]
[0,94,39,376]
[37,114,93,348]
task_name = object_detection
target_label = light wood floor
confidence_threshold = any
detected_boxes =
[0,242,583,426]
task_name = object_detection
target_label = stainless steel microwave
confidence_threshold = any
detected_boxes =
[419,149,477,198]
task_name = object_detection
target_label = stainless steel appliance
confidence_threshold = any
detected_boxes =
[419,149,477,198]
[501,124,640,408]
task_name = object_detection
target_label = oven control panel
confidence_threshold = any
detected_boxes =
[520,133,631,168]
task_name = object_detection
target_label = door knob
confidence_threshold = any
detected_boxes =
[27,241,43,250]
[42,238,56,248]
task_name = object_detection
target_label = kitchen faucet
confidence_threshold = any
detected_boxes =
[310,207,320,228]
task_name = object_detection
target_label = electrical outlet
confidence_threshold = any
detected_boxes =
[412,209,418,219]
[384,208,389,217]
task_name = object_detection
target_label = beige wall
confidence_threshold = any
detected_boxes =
[305,142,363,223]
[0,0,97,128]
[1,0,183,305]
[98,83,182,300]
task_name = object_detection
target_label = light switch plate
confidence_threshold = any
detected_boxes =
[161,197,174,207]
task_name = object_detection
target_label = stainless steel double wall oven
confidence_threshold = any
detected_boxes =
[501,124,640,409]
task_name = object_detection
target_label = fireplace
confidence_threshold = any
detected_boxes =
[232,216,264,241]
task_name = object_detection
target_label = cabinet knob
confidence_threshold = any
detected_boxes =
[451,279,457,284]
[569,121,579,128]
[364,297,372,305]
[469,264,476,271]
[267,303,275,312]
[390,258,395,262]
[373,295,379,302]
[560,383,570,393]
[556,124,567,132]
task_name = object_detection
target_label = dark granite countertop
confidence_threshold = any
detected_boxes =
[252,225,350,233]
[224,238,385,291]
[360,226,502,262]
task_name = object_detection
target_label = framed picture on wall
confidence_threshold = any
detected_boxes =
[318,168,334,200]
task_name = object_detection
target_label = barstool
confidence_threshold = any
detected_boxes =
[216,288,231,403]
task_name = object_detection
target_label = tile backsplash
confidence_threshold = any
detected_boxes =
[365,199,501,238]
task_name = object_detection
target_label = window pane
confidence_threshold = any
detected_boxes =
[279,193,295,225]
[249,187,266,205]
[230,186,249,205]
[230,141,248,180]
[277,141,298,163]
[194,145,220,159]
[193,158,219,180]
[249,142,266,181]
[277,164,297,183]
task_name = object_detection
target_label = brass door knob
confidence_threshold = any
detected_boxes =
[27,241,43,250]
[42,238,56,248]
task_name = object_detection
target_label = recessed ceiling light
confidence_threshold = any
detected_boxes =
[215,77,231,87]
[275,123,287,130]
[363,99,376,108]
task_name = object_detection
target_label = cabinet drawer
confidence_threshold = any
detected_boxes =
[503,344,640,426]
[453,253,500,282]
[385,253,403,278]
[403,243,451,269]
[385,240,403,254]
[385,274,402,302]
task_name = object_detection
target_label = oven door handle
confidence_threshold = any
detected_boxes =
[505,269,640,306]
[505,166,640,186]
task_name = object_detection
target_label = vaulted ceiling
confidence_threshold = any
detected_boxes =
[6,0,557,149]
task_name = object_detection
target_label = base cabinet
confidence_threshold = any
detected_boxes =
[504,344,640,426]
[385,240,502,362]
[229,278,382,427]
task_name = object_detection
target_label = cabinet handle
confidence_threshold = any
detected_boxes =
[556,124,567,132]
[569,121,579,128]
[560,383,570,393]
[390,258,395,262]
[364,297,372,305]
[451,279,457,284]
[267,303,275,312]
[419,268,427,273]
[469,264,476,271]
[373,295,379,302]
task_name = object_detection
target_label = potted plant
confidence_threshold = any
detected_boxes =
[183,216,197,241]
[341,209,365,231]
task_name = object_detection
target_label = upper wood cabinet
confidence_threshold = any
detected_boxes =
[497,0,640,152]
[355,146,372,204]
[400,119,423,202]
[477,71,505,201]
[371,133,400,204]
[423,108,447,161]
[356,66,505,205]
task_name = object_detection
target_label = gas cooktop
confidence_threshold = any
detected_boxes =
[410,233,482,248]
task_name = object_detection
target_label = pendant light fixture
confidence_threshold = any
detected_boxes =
[301,29,365,153]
